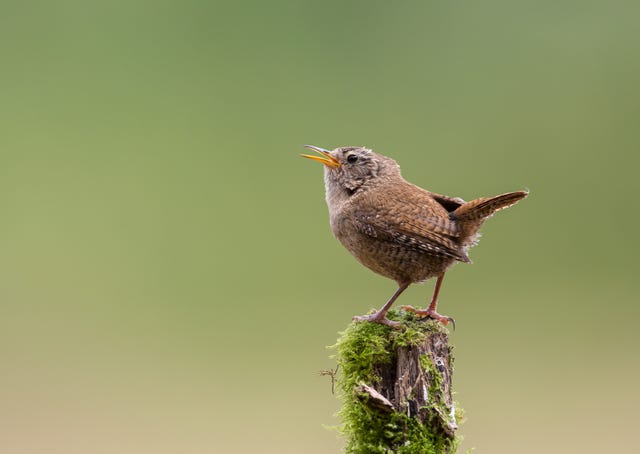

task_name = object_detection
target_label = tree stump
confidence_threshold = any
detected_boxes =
[333,309,462,453]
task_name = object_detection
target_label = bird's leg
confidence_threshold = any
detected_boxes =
[353,283,410,328]
[401,273,456,329]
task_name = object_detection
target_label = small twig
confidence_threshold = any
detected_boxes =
[319,364,340,394]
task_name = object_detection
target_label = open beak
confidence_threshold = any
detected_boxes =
[300,145,341,168]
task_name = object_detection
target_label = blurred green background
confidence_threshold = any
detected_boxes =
[1,1,638,453]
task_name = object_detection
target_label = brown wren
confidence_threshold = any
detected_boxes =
[301,145,528,328]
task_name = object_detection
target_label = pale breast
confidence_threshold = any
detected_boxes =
[331,213,455,284]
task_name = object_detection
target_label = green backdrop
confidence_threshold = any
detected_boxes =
[1,1,638,453]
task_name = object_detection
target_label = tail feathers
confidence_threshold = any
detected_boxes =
[452,190,528,222]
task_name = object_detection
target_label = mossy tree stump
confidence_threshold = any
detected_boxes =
[333,309,462,453]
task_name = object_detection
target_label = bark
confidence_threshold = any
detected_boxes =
[334,313,460,453]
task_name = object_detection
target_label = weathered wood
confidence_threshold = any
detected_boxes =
[375,331,457,439]
[333,310,461,453]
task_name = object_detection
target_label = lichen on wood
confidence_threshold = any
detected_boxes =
[331,309,463,453]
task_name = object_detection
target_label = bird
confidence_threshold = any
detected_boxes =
[301,145,527,328]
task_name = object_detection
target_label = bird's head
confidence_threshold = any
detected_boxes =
[301,145,400,196]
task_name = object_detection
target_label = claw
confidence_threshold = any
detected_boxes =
[447,316,456,332]
[401,305,455,331]
[353,312,402,328]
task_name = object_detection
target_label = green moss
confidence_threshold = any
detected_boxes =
[331,309,462,453]
[419,354,443,391]
[454,403,466,427]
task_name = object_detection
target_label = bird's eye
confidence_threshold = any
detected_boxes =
[347,154,358,163]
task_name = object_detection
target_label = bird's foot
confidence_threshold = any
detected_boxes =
[400,305,456,330]
[353,311,402,328]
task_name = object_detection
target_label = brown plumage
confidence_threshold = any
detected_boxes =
[301,145,528,328]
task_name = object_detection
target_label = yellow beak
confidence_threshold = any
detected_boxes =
[300,145,341,168]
